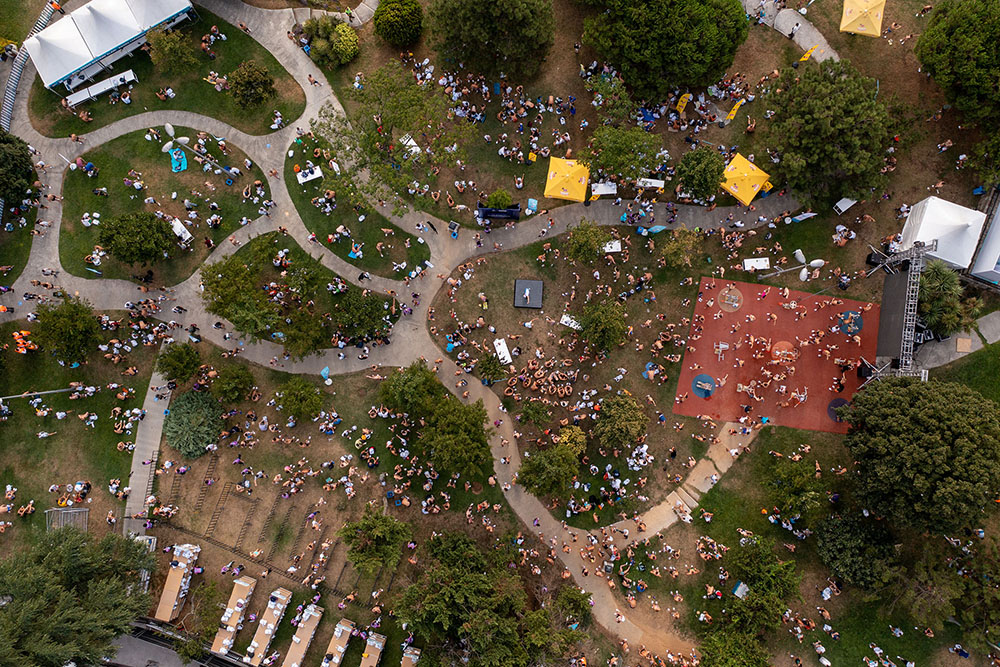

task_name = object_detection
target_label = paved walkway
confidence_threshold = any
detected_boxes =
[916,310,1000,369]
[124,367,170,525]
[741,0,840,62]
[1,0,836,656]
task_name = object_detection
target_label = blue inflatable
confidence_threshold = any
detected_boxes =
[170,149,187,173]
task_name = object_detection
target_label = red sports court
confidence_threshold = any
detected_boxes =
[672,278,881,433]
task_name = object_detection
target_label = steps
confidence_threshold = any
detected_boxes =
[204,481,232,537]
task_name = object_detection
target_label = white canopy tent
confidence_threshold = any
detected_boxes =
[24,0,193,89]
[971,205,1000,284]
[899,196,986,269]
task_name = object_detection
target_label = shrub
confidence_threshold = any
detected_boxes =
[155,343,201,382]
[276,376,324,421]
[164,391,221,458]
[373,0,424,47]
[485,188,513,209]
[210,363,255,404]
[228,60,276,109]
[304,16,359,67]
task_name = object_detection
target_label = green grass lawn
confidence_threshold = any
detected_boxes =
[28,8,305,138]
[60,126,268,286]
[0,315,156,553]
[933,343,1000,404]
[0,0,46,44]
[284,137,431,277]
[0,182,39,285]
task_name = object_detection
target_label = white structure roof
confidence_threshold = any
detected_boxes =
[24,0,193,87]
[971,205,1000,284]
[899,196,986,269]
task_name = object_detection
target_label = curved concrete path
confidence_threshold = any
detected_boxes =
[0,0,828,658]
[742,0,840,62]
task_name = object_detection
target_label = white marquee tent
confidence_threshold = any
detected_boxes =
[24,0,193,89]
[899,196,986,269]
[970,205,1000,284]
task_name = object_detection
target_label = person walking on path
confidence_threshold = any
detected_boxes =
[49,1,65,14]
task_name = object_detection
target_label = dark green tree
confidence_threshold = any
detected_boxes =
[973,133,1000,186]
[579,125,662,183]
[840,378,1000,533]
[477,353,507,383]
[915,0,1000,125]
[890,541,962,633]
[720,536,800,636]
[592,395,644,449]
[374,0,424,47]
[421,397,491,476]
[0,528,154,667]
[677,147,725,201]
[211,363,254,404]
[585,74,636,127]
[485,188,513,209]
[146,28,197,75]
[277,376,324,421]
[520,400,551,426]
[304,16,359,68]
[202,253,279,340]
[329,287,393,341]
[762,60,894,205]
[761,457,825,522]
[919,259,982,336]
[173,580,226,664]
[228,60,276,109]
[98,212,174,266]
[582,0,747,98]
[518,443,578,498]
[565,219,612,263]
[164,390,221,458]
[210,363,255,404]
[0,129,32,206]
[816,513,898,590]
[553,586,592,627]
[338,507,412,575]
[155,343,201,382]
[380,360,446,417]
[398,533,574,666]
[34,296,99,363]
[661,228,702,268]
[580,298,627,351]
[426,0,554,78]
[700,630,770,667]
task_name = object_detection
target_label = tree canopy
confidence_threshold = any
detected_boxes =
[581,0,747,98]
[304,17,359,68]
[34,296,99,363]
[338,507,411,575]
[228,60,277,109]
[661,228,702,268]
[477,353,507,383]
[421,397,491,476]
[580,298,627,351]
[155,343,201,382]
[592,395,644,449]
[919,259,982,336]
[373,0,424,47]
[915,0,1000,126]
[398,533,576,666]
[210,362,255,404]
[762,60,895,205]
[0,527,154,667]
[277,376,324,421]
[565,219,612,263]
[579,125,662,183]
[518,442,579,498]
[380,360,446,417]
[816,513,897,590]
[677,147,725,201]
[0,129,33,207]
[585,74,636,127]
[164,390,222,458]
[99,212,174,266]
[426,0,554,78]
[146,28,197,75]
[841,378,1000,533]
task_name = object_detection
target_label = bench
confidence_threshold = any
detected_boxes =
[66,69,137,107]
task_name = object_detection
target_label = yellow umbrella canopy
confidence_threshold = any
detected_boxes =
[544,157,589,202]
[720,154,770,207]
[840,0,885,37]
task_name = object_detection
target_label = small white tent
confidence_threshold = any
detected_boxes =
[971,206,1000,284]
[899,196,986,269]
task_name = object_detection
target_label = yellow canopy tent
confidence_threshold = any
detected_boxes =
[721,154,770,207]
[544,158,589,202]
[840,0,885,37]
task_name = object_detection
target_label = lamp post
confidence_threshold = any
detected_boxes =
[761,248,826,281]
